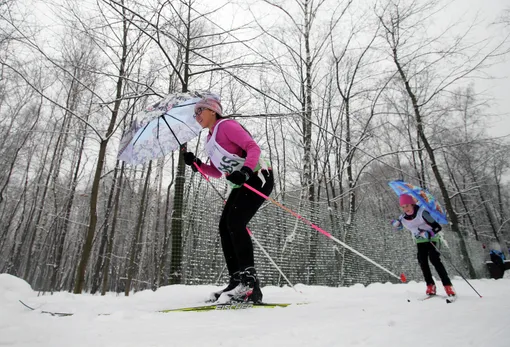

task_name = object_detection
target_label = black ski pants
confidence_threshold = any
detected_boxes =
[219,169,274,276]
[417,241,452,286]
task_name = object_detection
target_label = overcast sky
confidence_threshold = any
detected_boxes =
[449,0,510,138]
[31,0,509,138]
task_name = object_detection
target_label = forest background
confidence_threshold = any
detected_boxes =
[0,0,509,296]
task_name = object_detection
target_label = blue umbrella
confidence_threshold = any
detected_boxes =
[388,180,448,224]
[118,91,218,165]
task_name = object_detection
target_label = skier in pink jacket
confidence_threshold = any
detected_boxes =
[183,96,273,304]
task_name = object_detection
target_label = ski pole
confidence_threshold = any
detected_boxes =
[215,264,228,285]
[192,162,297,291]
[243,182,407,283]
[429,241,482,298]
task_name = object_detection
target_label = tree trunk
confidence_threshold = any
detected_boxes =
[50,100,90,292]
[443,152,479,240]
[392,48,477,278]
[101,161,124,295]
[91,159,120,295]
[24,121,60,283]
[125,161,152,295]
[158,178,174,287]
[74,11,128,293]
[169,156,186,284]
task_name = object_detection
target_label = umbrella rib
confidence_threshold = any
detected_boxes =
[165,113,200,137]
[132,121,153,147]
[170,103,193,109]
[131,102,196,148]
[156,117,166,157]
[161,115,183,148]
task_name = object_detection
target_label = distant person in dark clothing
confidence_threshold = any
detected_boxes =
[489,249,506,279]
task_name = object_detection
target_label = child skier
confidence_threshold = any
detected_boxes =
[391,194,456,297]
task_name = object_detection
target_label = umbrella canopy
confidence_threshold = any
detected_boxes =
[118,91,218,165]
[388,180,448,224]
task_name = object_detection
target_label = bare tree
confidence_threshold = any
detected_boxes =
[377,0,507,277]
[441,86,510,254]
[252,0,353,203]
[107,0,272,285]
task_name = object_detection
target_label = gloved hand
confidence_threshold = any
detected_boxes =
[417,228,435,239]
[226,166,253,185]
[183,152,202,172]
[390,219,403,231]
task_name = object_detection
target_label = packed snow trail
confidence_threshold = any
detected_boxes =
[1,274,509,347]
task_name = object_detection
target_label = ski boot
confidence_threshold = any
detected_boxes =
[208,271,240,302]
[444,285,456,297]
[426,284,436,296]
[217,267,263,304]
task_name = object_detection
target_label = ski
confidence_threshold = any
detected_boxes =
[19,300,74,317]
[445,295,457,304]
[20,299,297,316]
[416,295,457,303]
[417,295,436,301]
[159,302,294,312]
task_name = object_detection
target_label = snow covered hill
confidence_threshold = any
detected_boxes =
[1,273,508,347]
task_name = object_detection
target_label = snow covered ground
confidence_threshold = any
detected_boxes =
[1,273,509,347]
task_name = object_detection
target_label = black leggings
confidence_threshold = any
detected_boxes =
[219,170,274,276]
[417,241,452,286]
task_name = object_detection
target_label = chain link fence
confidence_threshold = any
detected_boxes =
[178,173,489,289]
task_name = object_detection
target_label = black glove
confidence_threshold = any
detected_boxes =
[226,166,253,185]
[183,152,202,172]
[431,223,442,234]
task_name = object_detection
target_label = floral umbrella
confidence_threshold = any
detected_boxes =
[388,180,448,224]
[118,91,218,165]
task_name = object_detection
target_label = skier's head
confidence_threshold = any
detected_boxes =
[399,194,415,206]
[195,96,223,117]
[194,96,224,130]
[399,194,415,215]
